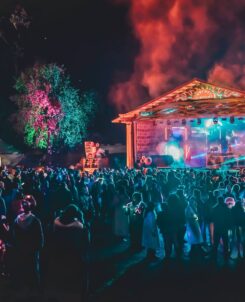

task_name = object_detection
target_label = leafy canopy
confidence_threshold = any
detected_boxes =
[14,63,96,151]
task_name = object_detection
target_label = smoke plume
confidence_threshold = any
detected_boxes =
[109,0,245,112]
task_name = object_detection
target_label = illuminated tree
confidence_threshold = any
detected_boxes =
[13,63,96,153]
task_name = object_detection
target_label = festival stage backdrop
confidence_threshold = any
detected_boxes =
[113,79,245,168]
[135,118,245,167]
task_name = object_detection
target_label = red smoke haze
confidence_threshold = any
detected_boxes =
[109,0,245,112]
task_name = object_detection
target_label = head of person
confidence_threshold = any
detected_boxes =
[218,182,225,189]
[0,215,8,225]
[225,197,235,209]
[24,194,37,209]
[60,204,84,225]
[21,200,32,214]
[132,192,142,205]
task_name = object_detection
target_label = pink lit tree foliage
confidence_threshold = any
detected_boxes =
[13,63,96,153]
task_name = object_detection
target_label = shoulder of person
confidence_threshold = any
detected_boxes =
[54,217,84,230]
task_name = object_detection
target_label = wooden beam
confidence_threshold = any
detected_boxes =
[126,122,134,168]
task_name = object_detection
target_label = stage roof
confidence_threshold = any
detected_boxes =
[112,78,245,123]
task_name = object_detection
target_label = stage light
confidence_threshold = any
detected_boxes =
[230,116,235,124]
[165,143,183,161]
[192,153,206,159]
[161,108,177,114]
[140,111,153,117]
[213,117,218,124]
[205,119,213,127]
[167,145,182,161]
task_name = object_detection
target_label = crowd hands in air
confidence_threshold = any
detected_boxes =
[0,165,245,293]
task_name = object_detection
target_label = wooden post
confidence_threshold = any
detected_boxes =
[126,122,134,168]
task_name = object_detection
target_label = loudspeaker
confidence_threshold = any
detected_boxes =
[151,155,174,167]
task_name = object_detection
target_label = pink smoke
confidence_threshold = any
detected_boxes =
[109,0,245,112]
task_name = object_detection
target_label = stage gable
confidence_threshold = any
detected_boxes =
[113,78,245,122]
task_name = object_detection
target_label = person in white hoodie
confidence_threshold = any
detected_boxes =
[13,200,44,291]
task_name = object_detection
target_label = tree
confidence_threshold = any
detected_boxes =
[0,4,31,75]
[13,63,96,153]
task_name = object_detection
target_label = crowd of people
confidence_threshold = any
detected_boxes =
[0,165,245,294]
